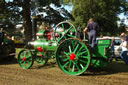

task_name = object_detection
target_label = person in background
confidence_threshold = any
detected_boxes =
[119,36,128,62]
[100,34,103,38]
[38,22,48,31]
[83,18,99,50]
[37,22,52,40]
[120,36,128,51]
[120,32,128,41]
[109,37,118,62]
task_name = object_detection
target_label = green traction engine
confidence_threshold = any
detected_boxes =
[18,21,112,75]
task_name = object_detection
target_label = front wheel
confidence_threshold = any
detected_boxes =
[18,49,34,69]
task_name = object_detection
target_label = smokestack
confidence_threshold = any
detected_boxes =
[32,16,37,40]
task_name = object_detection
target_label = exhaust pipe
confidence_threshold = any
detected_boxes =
[32,16,37,40]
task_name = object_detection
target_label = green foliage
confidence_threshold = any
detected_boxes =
[1,0,71,41]
[63,0,128,36]
[0,0,16,33]
[1,0,127,39]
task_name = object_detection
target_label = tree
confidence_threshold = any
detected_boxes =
[0,0,16,33]
[63,0,128,36]
[5,0,71,42]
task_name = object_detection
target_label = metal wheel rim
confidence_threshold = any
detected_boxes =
[56,38,91,75]
[54,21,77,44]
[18,49,34,69]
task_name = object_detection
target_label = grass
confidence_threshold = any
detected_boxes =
[15,48,24,59]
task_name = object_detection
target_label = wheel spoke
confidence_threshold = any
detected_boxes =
[71,40,75,50]
[75,63,80,71]
[73,44,79,53]
[20,60,24,63]
[20,56,24,59]
[65,25,73,33]
[20,53,24,57]
[23,62,27,68]
[63,36,67,39]
[72,64,75,72]
[64,51,69,56]
[56,38,60,42]
[26,57,32,61]
[24,51,27,57]
[57,35,64,42]
[79,56,89,59]
[68,61,72,71]
[63,61,69,68]
[26,56,32,59]
[26,60,31,64]
[77,46,85,53]
[67,34,75,38]
[68,45,72,53]
[61,24,65,32]
[77,51,87,56]
[62,58,69,62]
[27,56,32,59]
[68,25,73,30]
[79,59,87,63]
[80,64,84,69]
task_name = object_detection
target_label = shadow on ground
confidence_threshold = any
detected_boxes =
[0,56,17,65]
[32,61,57,69]
[81,60,128,76]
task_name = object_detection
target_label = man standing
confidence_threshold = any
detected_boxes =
[83,18,99,50]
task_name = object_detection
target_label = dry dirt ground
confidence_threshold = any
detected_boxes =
[0,58,128,85]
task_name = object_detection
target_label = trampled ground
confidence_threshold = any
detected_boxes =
[0,58,128,85]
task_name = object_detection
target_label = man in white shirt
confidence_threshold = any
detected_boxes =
[120,36,128,51]
[120,36,128,64]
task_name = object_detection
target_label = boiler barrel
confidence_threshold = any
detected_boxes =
[29,39,57,51]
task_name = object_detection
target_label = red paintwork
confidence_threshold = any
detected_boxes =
[69,53,75,61]
[47,32,51,40]
[37,47,42,52]
[22,57,26,61]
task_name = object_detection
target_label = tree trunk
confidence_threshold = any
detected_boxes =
[22,0,32,43]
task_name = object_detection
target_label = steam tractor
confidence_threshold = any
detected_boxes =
[18,20,112,75]
[0,28,15,59]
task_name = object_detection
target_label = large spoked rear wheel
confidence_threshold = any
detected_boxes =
[18,49,34,69]
[56,38,91,75]
[54,21,77,44]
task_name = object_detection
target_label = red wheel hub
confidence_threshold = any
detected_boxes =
[22,57,26,61]
[69,53,75,61]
